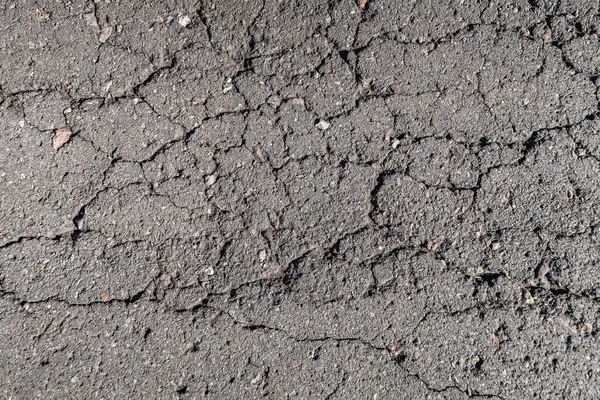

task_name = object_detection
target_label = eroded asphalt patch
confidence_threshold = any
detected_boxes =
[1,0,600,398]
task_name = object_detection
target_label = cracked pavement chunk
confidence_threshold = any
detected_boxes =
[3,0,600,398]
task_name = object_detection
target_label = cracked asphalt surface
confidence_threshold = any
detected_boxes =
[3,0,600,398]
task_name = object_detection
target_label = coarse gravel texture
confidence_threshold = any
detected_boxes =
[2,0,600,399]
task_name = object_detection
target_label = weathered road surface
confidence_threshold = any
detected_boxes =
[2,1,600,398]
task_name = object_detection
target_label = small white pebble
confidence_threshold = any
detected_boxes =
[259,250,268,261]
[315,120,330,130]
[205,175,217,186]
[178,14,191,27]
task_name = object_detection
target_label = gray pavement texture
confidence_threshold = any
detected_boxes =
[3,0,600,399]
